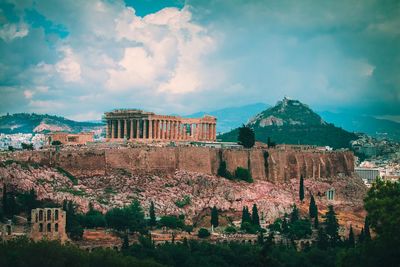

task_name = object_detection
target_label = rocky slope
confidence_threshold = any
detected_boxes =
[0,160,367,229]
[219,97,358,149]
[0,113,104,134]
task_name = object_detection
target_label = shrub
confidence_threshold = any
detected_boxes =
[51,140,62,146]
[159,216,185,229]
[217,161,232,179]
[234,167,253,183]
[198,228,210,238]
[174,195,191,208]
[224,226,237,234]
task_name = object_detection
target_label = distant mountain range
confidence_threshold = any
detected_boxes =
[0,113,104,134]
[317,111,400,142]
[186,103,269,134]
[219,98,358,149]
[1,100,399,144]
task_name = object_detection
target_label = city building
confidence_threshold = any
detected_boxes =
[104,109,217,142]
[355,167,380,184]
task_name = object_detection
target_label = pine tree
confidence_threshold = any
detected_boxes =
[299,175,304,202]
[290,204,299,223]
[317,228,329,250]
[348,225,355,248]
[364,216,371,241]
[314,209,319,228]
[241,206,251,228]
[211,206,219,228]
[238,125,255,148]
[325,205,340,246]
[2,184,7,216]
[149,201,156,227]
[251,204,260,227]
[309,195,317,218]
[358,228,365,243]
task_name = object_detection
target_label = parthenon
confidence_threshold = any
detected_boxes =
[104,109,217,142]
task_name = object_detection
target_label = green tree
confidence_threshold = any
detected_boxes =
[290,204,299,223]
[314,209,319,228]
[217,161,232,179]
[21,143,34,150]
[324,205,340,246]
[348,225,355,248]
[364,179,400,240]
[198,228,210,238]
[241,206,251,228]
[149,201,157,227]
[234,167,253,183]
[122,234,129,250]
[211,206,219,228]
[238,124,255,148]
[8,145,14,151]
[63,200,83,240]
[251,204,260,227]
[317,227,329,250]
[299,175,304,202]
[309,195,317,218]
[159,215,184,229]
[51,140,62,146]
[364,216,371,241]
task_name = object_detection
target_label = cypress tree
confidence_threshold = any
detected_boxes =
[348,225,355,248]
[325,205,340,246]
[299,175,304,202]
[317,228,329,250]
[149,201,156,227]
[290,204,299,223]
[211,206,219,228]
[364,216,371,241]
[309,195,317,218]
[358,227,365,243]
[241,206,251,228]
[251,204,260,227]
[314,209,319,228]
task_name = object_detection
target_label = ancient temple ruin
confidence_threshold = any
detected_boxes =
[30,208,67,243]
[104,109,217,142]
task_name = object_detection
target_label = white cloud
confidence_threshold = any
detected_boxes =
[55,47,82,82]
[0,23,29,42]
[107,7,216,94]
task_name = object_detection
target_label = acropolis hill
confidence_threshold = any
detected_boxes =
[0,106,366,231]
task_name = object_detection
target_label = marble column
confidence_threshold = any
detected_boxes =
[117,120,121,139]
[149,119,153,139]
[124,119,128,139]
[136,119,140,139]
[110,120,114,139]
[143,120,147,139]
[130,119,134,139]
[168,121,172,139]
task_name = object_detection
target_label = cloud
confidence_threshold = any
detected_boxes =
[0,23,28,42]
[55,47,81,82]
[107,7,216,94]
[0,0,399,120]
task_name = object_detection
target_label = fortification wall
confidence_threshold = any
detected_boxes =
[6,147,354,182]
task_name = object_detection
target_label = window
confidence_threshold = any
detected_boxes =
[47,210,52,221]
[327,189,335,201]
[47,223,51,232]
[39,223,43,232]
[55,210,59,220]
[55,223,59,232]
[39,210,43,221]
[35,213,38,223]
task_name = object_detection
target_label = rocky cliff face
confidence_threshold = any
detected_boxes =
[6,146,354,183]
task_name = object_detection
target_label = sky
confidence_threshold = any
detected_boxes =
[0,0,399,121]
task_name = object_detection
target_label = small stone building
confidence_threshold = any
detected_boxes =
[47,132,94,145]
[30,208,68,243]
